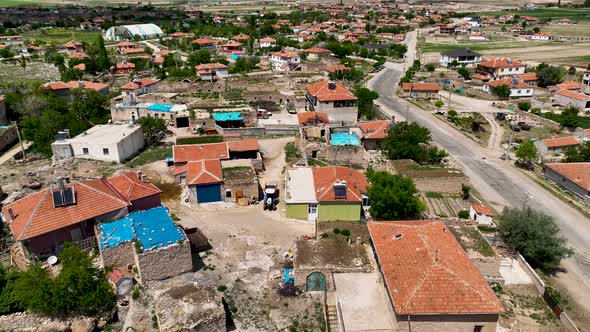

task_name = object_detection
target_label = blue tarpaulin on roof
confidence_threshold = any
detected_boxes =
[148,103,174,112]
[213,112,243,121]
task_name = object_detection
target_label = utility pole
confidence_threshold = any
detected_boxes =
[13,121,25,159]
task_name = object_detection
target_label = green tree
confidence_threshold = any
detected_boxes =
[140,117,167,145]
[188,49,211,66]
[383,121,447,164]
[434,100,444,109]
[567,66,576,75]
[493,84,511,99]
[515,141,538,169]
[498,207,573,271]
[367,171,425,220]
[354,86,379,120]
[457,67,471,79]
[447,109,458,122]
[561,106,579,128]
[425,63,435,72]
[517,101,531,112]
[537,65,566,87]
[60,68,83,82]
[564,141,590,162]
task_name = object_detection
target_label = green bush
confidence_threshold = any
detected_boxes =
[333,228,341,235]
[217,285,227,292]
[458,210,470,219]
[132,286,141,300]
[340,229,351,237]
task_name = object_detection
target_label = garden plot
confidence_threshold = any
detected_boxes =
[0,60,59,83]
[421,193,469,218]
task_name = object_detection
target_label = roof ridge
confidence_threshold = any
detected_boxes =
[80,180,130,206]
[17,190,50,240]
[438,261,498,309]
[122,172,161,195]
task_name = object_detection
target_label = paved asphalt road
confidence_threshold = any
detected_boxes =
[368,31,590,309]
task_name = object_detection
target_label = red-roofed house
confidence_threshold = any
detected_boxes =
[554,89,590,110]
[534,136,580,155]
[121,78,160,98]
[190,37,218,50]
[195,63,228,81]
[106,171,161,211]
[259,37,276,48]
[470,203,494,226]
[0,171,163,258]
[270,51,301,72]
[221,41,243,55]
[478,57,526,79]
[114,61,135,75]
[401,83,439,98]
[302,47,331,61]
[368,221,505,330]
[63,41,83,55]
[175,159,224,203]
[544,162,590,203]
[285,166,368,221]
[305,80,358,125]
[298,112,330,139]
[483,78,533,98]
[172,140,260,166]
[359,120,392,150]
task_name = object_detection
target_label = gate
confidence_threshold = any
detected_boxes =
[306,271,326,291]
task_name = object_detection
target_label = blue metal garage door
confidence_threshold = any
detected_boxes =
[196,184,222,203]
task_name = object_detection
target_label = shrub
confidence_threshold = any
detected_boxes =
[458,210,470,219]
[434,100,444,108]
[333,228,341,235]
[170,213,180,221]
[217,285,227,292]
[518,101,531,112]
[132,286,141,300]
[340,229,351,237]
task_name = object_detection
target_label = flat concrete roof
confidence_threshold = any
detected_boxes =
[333,273,398,331]
[285,167,316,204]
[71,124,141,144]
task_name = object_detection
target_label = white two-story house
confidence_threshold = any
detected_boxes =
[270,51,301,72]
[478,57,526,80]
[483,77,533,99]
[305,80,358,125]
[439,48,482,68]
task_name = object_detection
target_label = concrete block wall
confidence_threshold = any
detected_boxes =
[134,240,193,283]
[394,314,500,332]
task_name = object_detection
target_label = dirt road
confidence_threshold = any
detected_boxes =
[258,137,294,185]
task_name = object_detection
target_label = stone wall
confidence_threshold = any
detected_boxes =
[413,175,469,194]
[223,177,260,202]
[0,126,17,152]
[134,241,192,283]
[325,145,367,168]
[100,242,135,268]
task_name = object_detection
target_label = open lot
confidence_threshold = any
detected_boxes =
[22,28,101,44]
[475,7,590,22]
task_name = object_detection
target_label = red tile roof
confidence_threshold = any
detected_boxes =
[302,47,330,54]
[195,63,228,71]
[542,136,579,148]
[222,41,242,47]
[233,34,250,41]
[485,78,531,89]
[228,138,259,152]
[555,89,590,101]
[191,38,218,45]
[557,81,583,91]
[472,74,491,82]
[546,162,590,190]
[64,41,82,48]
[187,159,222,185]
[517,73,538,81]
[116,62,135,69]
[479,57,525,69]
[42,82,70,91]
[472,203,493,217]
[312,166,367,203]
[271,51,299,59]
[368,221,505,315]
[106,171,161,202]
[260,37,276,43]
[359,120,391,139]
[324,64,348,73]
[2,179,130,241]
[66,81,108,92]
[297,112,329,125]
[173,142,229,163]
[401,83,439,92]
[306,80,357,102]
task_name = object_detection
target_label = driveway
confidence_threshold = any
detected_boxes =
[368,30,590,314]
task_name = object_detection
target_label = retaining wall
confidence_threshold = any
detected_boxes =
[134,241,193,283]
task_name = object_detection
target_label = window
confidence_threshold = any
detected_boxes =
[103,148,109,155]
[509,68,513,72]
[473,326,484,332]
[226,190,232,198]
[82,148,89,154]
[526,90,531,94]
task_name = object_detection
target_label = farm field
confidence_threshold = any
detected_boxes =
[474,8,590,22]
[22,28,101,44]
[420,41,555,53]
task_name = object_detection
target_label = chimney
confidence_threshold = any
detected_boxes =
[328,81,337,90]
[57,177,66,193]
[7,208,14,222]
[137,170,142,180]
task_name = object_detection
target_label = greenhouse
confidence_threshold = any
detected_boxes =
[105,23,164,41]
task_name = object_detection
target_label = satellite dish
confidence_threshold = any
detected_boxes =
[47,256,58,266]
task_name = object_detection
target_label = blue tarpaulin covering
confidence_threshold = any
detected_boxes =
[97,206,186,252]
[213,112,243,122]
[147,103,174,112]
[283,268,294,283]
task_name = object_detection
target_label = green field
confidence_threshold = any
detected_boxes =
[420,41,555,53]
[0,0,53,6]
[22,29,101,44]
[474,8,590,22]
